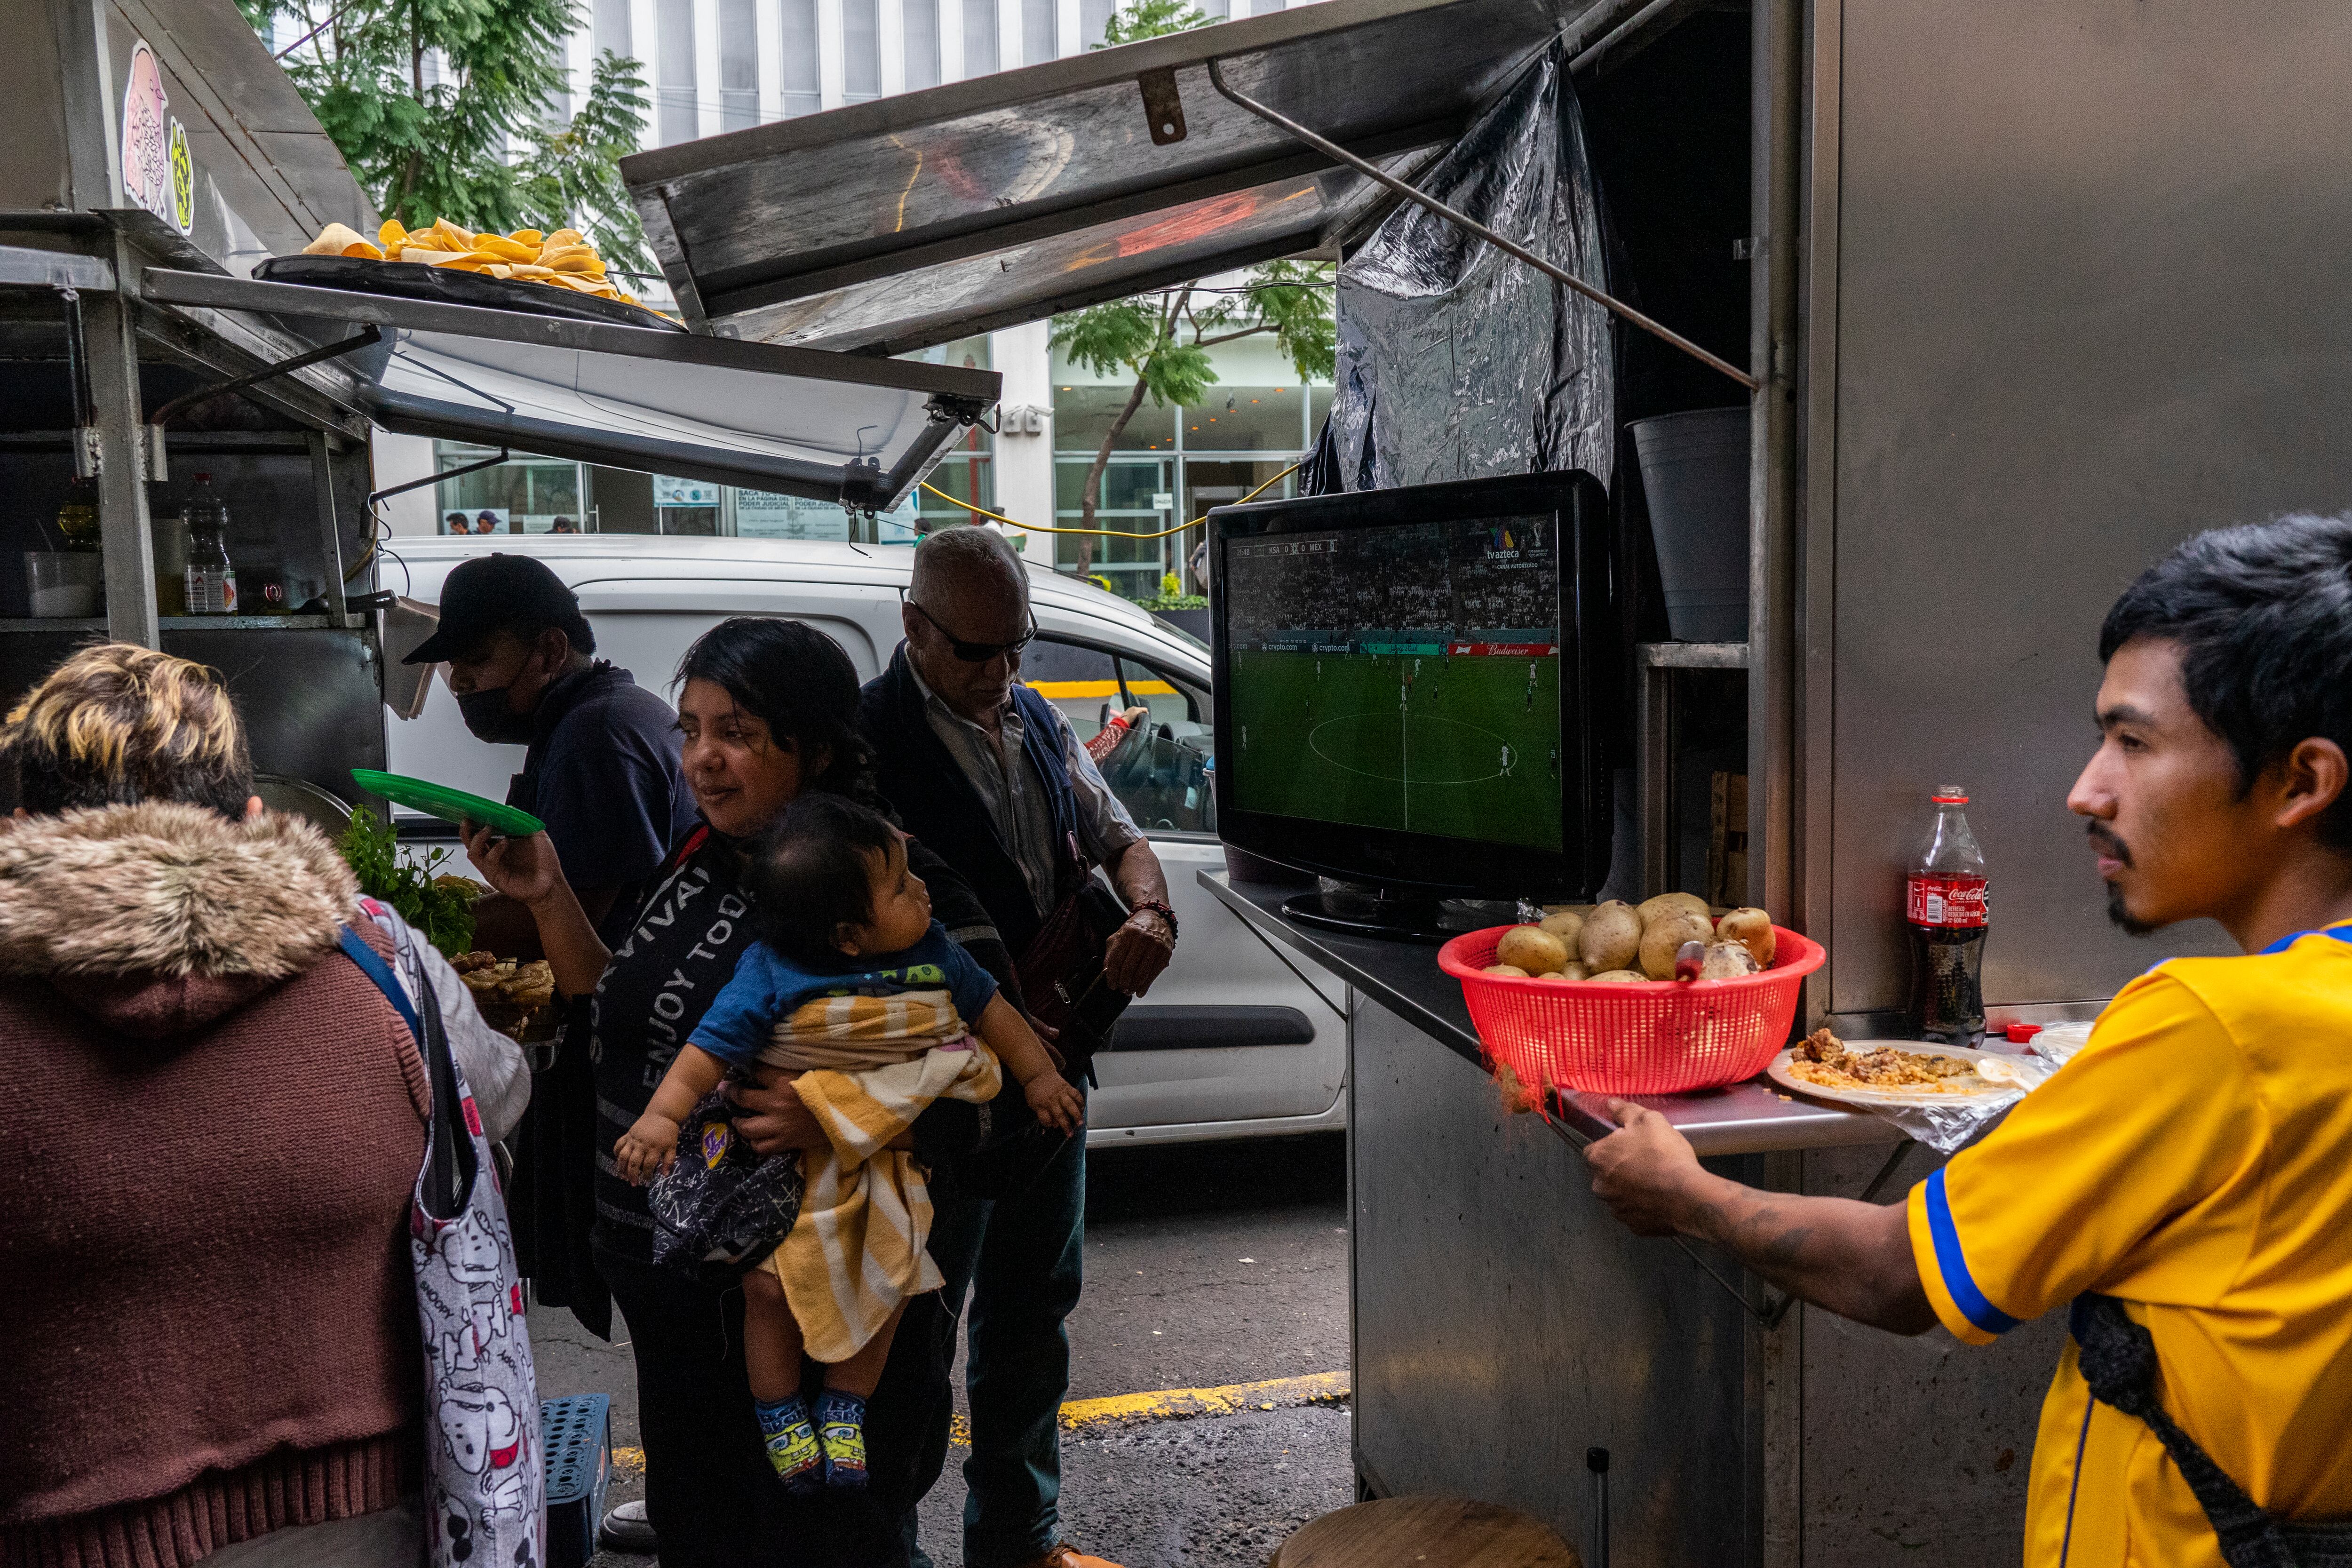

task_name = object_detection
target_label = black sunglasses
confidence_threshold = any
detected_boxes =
[904,595,1037,663]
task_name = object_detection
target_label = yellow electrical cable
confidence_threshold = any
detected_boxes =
[919,462,1301,541]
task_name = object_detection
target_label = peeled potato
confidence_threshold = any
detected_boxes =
[1538,909,1585,951]
[1589,969,1647,984]
[1484,963,1529,978]
[1640,909,1715,980]
[1716,907,1777,968]
[1637,891,1711,926]
[1497,925,1569,976]
[1580,900,1642,973]
[1699,941,1762,980]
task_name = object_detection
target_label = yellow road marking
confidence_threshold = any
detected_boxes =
[611,1370,1350,1467]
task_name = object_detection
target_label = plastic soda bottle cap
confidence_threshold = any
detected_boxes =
[1932,784,1968,804]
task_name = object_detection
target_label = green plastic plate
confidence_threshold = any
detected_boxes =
[351,768,545,836]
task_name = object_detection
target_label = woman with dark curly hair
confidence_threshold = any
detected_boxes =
[465,617,1033,1568]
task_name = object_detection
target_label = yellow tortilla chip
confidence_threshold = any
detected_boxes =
[506,263,556,279]
[485,263,514,279]
[547,255,607,276]
[508,229,544,247]
[379,219,409,252]
[339,240,386,261]
[542,228,585,252]
[429,216,477,249]
[302,221,370,256]
[473,234,538,263]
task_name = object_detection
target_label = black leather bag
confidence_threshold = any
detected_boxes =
[1013,878,1132,1082]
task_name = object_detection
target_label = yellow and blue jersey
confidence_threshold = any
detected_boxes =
[1907,922,2352,1568]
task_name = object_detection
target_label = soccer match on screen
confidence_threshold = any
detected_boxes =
[1224,514,1566,852]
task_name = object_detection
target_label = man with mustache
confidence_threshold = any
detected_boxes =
[1585,514,2352,1567]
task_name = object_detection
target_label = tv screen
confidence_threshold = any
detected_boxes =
[1211,471,1615,903]
[1223,514,1565,852]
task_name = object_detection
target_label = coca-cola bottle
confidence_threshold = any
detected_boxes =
[1907,785,1988,1044]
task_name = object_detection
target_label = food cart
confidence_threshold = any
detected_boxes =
[0,0,998,807]
[623,1,2352,1561]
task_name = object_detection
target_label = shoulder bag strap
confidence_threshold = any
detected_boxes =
[2070,1294,2303,1568]
[339,925,475,1221]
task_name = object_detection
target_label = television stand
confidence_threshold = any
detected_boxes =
[1279,883,1511,943]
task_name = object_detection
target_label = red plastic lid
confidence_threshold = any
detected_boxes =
[2002,1022,2042,1044]
[1932,784,1968,804]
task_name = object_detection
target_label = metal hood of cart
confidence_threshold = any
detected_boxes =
[621,0,1607,354]
[140,269,999,509]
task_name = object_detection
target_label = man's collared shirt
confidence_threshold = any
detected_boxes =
[909,661,1143,921]
[1907,923,2352,1568]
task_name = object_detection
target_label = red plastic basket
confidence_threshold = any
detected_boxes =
[1437,923,1824,1096]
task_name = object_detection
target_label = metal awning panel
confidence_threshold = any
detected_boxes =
[139,269,1000,508]
[623,0,1604,353]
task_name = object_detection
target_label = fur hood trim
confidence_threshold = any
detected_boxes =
[0,802,358,981]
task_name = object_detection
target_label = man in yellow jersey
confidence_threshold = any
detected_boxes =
[1584,513,2352,1568]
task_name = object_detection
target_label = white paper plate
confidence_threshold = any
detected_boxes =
[1766,1039,2019,1107]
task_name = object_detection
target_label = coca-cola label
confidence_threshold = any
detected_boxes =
[1908,873,1988,928]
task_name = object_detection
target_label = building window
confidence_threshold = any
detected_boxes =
[1080,0,1115,48]
[962,0,998,74]
[435,446,586,534]
[781,0,821,114]
[719,0,758,129]
[1182,386,1303,452]
[593,0,632,56]
[905,0,941,87]
[655,0,698,144]
[1055,386,1174,453]
[844,0,881,98]
[1021,0,1054,66]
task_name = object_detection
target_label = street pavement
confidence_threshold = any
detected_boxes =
[530,1132,1353,1568]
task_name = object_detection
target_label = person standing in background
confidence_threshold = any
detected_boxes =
[404,553,697,1337]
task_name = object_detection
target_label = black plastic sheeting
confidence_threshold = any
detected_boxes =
[1303,41,1615,495]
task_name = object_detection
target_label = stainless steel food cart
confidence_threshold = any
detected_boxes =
[615,1,2352,1562]
[2,0,999,806]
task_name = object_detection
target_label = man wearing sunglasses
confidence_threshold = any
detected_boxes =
[859,524,1173,1568]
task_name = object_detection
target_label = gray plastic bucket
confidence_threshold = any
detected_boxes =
[1630,407,1750,642]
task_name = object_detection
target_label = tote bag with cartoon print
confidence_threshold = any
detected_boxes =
[341,926,546,1568]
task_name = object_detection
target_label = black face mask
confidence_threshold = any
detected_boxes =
[456,685,536,745]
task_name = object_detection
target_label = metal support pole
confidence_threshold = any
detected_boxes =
[309,432,349,622]
[1640,664,1673,898]
[1203,58,1761,394]
[82,278,160,647]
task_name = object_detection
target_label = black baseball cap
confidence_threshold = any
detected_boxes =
[404,553,596,664]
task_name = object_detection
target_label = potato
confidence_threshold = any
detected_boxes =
[1637,891,1711,926]
[1699,941,1762,980]
[1496,924,1570,976]
[1716,907,1778,968]
[1541,903,1596,918]
[1588,969,1648,984]
[1534,962,1592,985]
[1484,963,1529,978]
[1580,900,1643,973]
[1640,910,1716,980]
[1537,909,1585,950]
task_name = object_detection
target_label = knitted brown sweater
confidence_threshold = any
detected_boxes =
[0,804,429,1568]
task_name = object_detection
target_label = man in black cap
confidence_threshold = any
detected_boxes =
[406,553,697,1338]
[405,552,695,954]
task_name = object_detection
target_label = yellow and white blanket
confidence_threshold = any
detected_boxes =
[762,989,1002,1362]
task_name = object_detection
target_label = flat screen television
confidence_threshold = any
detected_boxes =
[1209,471,1617,925]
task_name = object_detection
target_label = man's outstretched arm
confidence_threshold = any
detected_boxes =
[1584,1100,1939,1335]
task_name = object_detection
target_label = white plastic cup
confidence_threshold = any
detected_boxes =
[25,552,102,618]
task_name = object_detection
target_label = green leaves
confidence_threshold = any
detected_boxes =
[516,50,654,273]
[245,0,647,260]
[1097,0,1216,47]
[340,806,478,960]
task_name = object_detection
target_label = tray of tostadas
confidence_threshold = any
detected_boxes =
[261,217,680,330]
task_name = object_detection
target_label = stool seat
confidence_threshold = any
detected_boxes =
[1271,1496,1582,1568]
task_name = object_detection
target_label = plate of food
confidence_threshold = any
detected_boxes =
[1766,1028,2029,1106]
[453,952,558,1041]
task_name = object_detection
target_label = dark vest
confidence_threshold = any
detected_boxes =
[860,644,1085,958]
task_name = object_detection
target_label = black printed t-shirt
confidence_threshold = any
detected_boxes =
[590,823,1025,1264]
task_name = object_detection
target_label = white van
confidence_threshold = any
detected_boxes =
[385,533,1346,1146]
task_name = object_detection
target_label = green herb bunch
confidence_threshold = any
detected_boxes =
[340,805,478,960]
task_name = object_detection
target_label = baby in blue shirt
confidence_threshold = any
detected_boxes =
[615,795,1080,1492]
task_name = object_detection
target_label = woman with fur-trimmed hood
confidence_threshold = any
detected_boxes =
[0,644,527,1568]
